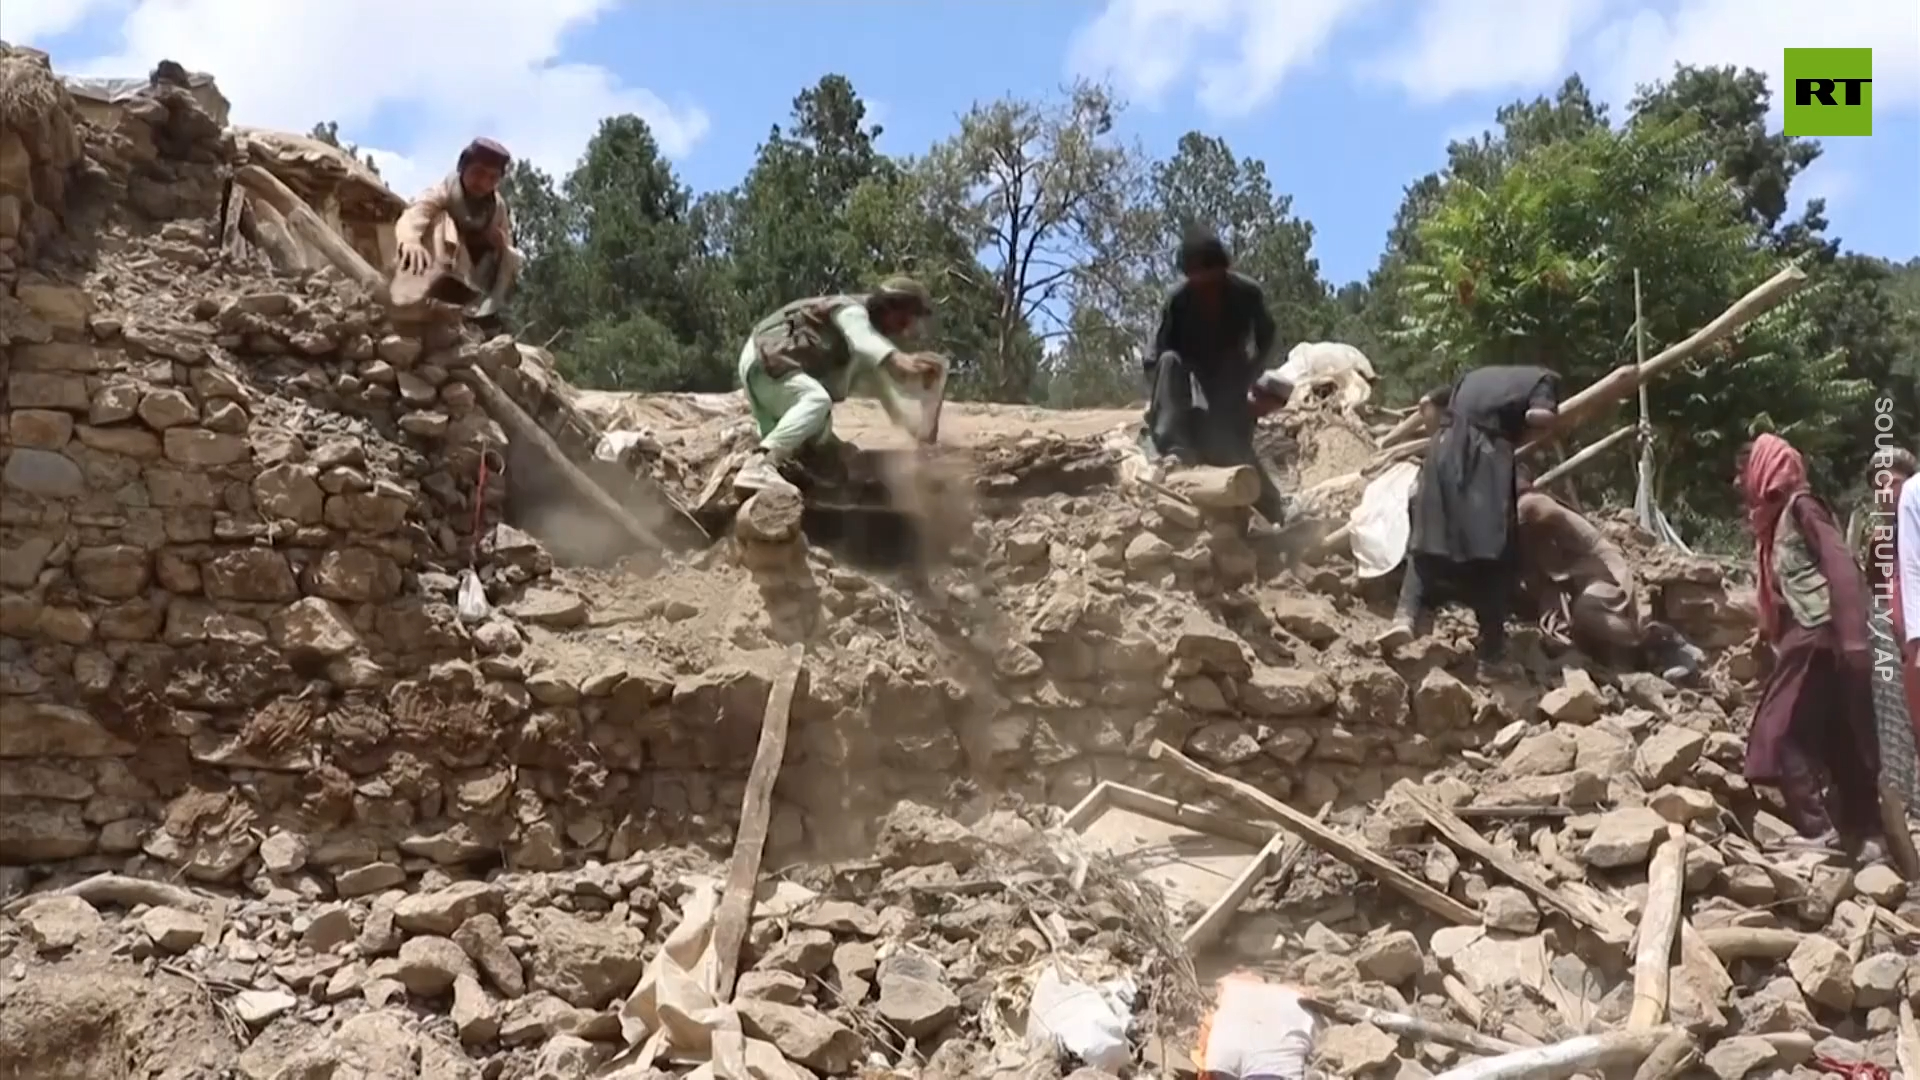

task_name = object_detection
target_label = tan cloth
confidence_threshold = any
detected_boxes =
[1517,491,1641,652]
[393,175,523,298]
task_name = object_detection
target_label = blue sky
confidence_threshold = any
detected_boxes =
[9,0,1918,286]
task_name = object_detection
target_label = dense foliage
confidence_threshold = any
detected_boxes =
[359,68,1920,534]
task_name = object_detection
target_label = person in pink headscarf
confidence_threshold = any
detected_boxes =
[1740,434,1881,857]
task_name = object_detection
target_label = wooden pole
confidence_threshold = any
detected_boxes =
[1627,827,1686,1029]
[1406,792,1632,945]
[1370,264,1809,470]
[1149,741,1479,925]
[1430,1029,1676,1080]
[711,644,805,1002]
[458,368,681,553]
[231,164,384,290]
[1632,269,1657,531]
[1897,1000,1920,1080]
[1535,425,1635,489]
[1299,996,1520,1057]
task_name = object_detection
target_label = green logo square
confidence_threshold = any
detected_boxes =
[1784,48,1873,136]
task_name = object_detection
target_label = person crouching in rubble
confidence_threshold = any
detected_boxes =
[1740,434,1884,859]
[1510,476,1706,680]
[1144,229,1292,525]
[1514,479,1643,666]
[732,277,946,497]
[1374,365,1560,663]
[393,138,521,331]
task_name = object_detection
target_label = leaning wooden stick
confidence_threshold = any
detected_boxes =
[1898,1000,1920,1080]
[1149,741,1478,924]
[1430,1028,1676,1080]
[1627,826,1687,1029]
[1406,792,1631,945]
[231,164,384,290]
[1368,264,1810,469]
[1300,996,1519,1057]
[710,644,806,1002]
[1536,424,1635,488]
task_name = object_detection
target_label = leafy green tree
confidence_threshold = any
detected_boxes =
[498,116,731,391]
[929,81,1139,401]
[1628,66,1820,237]
[1397,117,1867,518]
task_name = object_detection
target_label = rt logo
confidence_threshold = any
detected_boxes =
[1784,48,1873,136]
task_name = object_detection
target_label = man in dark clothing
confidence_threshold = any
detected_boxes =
[1144,230,1291,524]
[1375,365,1560,661]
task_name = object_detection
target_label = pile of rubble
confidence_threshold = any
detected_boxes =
[4,40,1919,1080]
[0,800,1196,1080]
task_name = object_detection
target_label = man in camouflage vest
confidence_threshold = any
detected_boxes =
[734,277,945,496]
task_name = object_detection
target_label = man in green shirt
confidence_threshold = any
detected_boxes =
[734,277,946,496]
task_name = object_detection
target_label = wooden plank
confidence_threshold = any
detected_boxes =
[1536,425,1634,489]
[1098,782,1278,847]
[1628,827,1686,1029]
[460,368,686,553]
[1181,833,1286,952]
[1406,791,1632,946]
[1149,741,1478,925]
[1180,801,1333,952]
[1897,1000,1920,1080]
[710,644,805,1002]
[231,164,384,290]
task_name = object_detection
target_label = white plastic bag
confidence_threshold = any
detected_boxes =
[1349,461,1420,579]
[1026,964,1135,1072]
[456,569,491,623]
[1199,977,1317,1080]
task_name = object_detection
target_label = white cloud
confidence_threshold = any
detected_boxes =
[1362,0,1614,104]
[1,0,124,43]
[1585,0,1919,119]
[1791,154,1860,212]
[1363,0,1918,118]
[1068,0,1919,125]
[12,0,707,200]
[1067,0,1375,117]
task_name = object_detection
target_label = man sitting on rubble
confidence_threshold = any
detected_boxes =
[1514,478,1644,664]
[732,277,946,497]
[393,138,521,331]
[1144,228,1292,525]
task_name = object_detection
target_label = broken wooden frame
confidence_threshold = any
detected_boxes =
[1059,781,1291,953]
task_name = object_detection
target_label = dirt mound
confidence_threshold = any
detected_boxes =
[0,953,238,1078]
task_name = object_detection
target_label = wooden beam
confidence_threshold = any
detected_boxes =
[458,368,683,554]
[1535,425,1635,489]
[231,164,384,290]
[1149,741,1479,925]
[1878,782,1920,882]
[1368,265,1810,472]
[711,644,806,1002]
[1627,827,1686,1029]
[1300,995,1520,1058]
[1430,1028,1677,1080]
[1897,1000,1920,1080]
[1405,791,1632,946]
